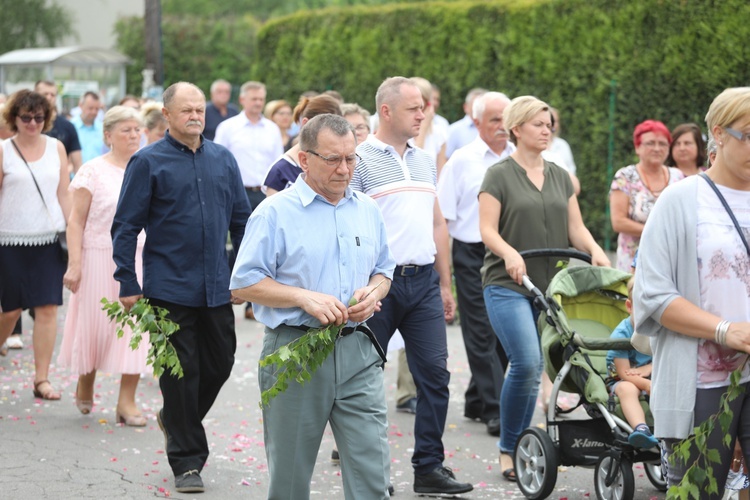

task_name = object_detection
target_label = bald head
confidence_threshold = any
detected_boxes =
[163,82,205,110]
[161,81,206,149]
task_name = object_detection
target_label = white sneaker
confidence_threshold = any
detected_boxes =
[6,335,23,349]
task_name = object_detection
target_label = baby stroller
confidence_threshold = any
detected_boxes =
[512,249,667,500]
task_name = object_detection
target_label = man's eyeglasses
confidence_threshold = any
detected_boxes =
[306,150,361,168]
[725,127,750,144]
[18,114,45,124]
[642,141,669,149]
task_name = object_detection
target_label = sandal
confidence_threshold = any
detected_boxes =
[33,380,61,400]
[500,453,517,482]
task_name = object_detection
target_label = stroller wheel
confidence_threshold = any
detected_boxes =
[594,453,634,500]
[643,460,668,492]
[514,427,558,499]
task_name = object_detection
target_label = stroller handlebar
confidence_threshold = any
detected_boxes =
[571,333,634,351]
[518,248,592,264]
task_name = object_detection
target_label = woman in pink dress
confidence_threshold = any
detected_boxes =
[58,106,149,426]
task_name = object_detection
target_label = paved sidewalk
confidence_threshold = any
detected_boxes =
[0,305,664,499]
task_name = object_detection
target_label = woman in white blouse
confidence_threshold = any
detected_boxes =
[0,90,70,399]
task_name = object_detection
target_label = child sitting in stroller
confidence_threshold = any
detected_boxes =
[605,277,658,449]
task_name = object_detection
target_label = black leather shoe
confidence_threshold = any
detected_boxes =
[175,469,204,493]
[396,397,417,414]
[486,418,500,436]
[388,483,395,495]
[414,466,473,495]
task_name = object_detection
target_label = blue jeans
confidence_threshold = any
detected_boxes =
[483,285,543,453]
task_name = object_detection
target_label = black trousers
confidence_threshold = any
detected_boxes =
[452,240,508,422]
[367,267,450,475]
[149,298,237,476]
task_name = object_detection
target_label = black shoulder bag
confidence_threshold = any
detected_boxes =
[10,139,68,261]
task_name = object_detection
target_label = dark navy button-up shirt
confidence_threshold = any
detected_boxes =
[112,131,251,307]
[203,102,239,141]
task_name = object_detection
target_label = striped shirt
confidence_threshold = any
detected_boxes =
[352,135,437,265]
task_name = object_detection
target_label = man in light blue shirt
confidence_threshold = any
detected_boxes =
[445,87,487,158]
[230,114,395,499]
[70,91,105,163]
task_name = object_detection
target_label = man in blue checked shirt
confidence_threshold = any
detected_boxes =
[112,82,251,494]
[230,114,396,500]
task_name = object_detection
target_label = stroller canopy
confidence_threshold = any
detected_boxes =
[540,266,632,402]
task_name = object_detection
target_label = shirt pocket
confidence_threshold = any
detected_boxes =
[353,234,377,282]
[211,172,231,208]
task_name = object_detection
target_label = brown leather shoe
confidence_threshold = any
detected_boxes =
[244,307,255,320]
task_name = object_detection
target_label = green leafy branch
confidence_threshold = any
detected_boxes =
[258,282,388,408]
[101,298,184,379]
[259,323,342,408]
[668,356,749,499]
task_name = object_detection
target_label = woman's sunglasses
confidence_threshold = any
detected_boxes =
[18,114,45,124]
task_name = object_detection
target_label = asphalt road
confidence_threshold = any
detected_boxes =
[0,303,666,499]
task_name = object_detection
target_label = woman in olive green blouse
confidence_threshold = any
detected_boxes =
[478,95,609,481]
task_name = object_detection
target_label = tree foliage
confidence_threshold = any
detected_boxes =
[0,0,73,54]
[115,13,259,97]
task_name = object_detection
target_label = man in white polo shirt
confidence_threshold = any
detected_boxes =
[436,91,514,438]
[351,76,472,496]
[214,81,283,212]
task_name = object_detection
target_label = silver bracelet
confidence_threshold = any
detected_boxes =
[715,320,731,346]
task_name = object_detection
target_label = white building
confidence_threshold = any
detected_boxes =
[51,0,144,49]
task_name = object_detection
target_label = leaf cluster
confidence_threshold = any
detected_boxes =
[667,356,749,499]
[258,324,341,408]
[258,296,360,408]
[100,298,184,379]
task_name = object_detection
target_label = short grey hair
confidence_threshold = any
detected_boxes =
[472,91,511,120]
[299,114,355,151]
[163,82,205,109]
[375,76,415,116]
[103,105,143,145]
[240,81,265,94]
[464,87,488,104]
[210,79,231,94]
[341,103,371,123]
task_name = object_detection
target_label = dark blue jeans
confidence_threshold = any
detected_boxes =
[483,285,543,454]
[367,266,450,475]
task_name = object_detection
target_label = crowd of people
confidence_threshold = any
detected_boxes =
[0,75,749,500]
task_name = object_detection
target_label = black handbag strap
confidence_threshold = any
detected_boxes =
[11,139,51,213]
[700,172,750,256]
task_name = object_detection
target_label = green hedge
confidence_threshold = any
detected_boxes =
[252,0,750,242]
